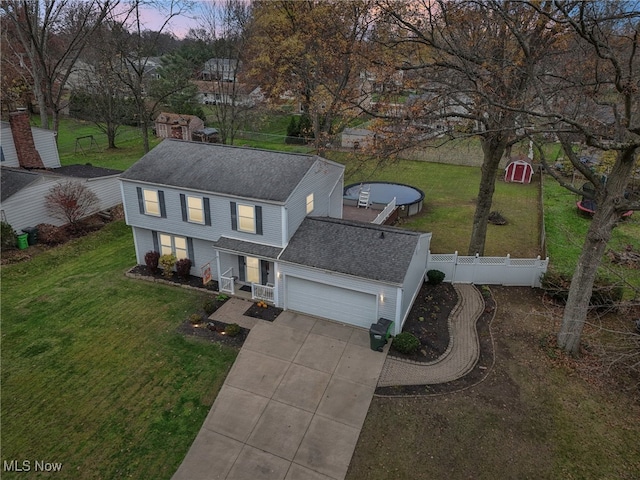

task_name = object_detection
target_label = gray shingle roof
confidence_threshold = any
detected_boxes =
[120,139,324,202]
[54,165,122,178]
[279,217,424,284]
[1,168,40,201]
[213,237,283,260]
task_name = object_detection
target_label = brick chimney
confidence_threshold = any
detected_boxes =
[9,110,45,169]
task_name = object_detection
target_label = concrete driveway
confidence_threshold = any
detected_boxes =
[173,307,388,480]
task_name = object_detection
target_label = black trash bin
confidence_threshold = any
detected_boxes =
[22,226,38,246]
[369,322,387,352]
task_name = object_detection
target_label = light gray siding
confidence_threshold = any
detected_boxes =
[0,122,60,169]
[121,180,286,247]
[132,226,219,278]
[1,173,120,232]
[285,158,344,241]
[399,233,431,333]
[86,176,122,211]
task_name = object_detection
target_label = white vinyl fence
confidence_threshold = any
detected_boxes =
[427,251,549,287]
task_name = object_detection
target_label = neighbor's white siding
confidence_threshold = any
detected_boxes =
[398,233,431,334]
[0,122,61,169]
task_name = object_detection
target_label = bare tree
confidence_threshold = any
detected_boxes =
[1,0,118,132]
[526,1,640,355]
[195,0,253,145]
[376,0,561,255]
[245,0,375,152]
[45,180,99,225]
[105,0,190,152]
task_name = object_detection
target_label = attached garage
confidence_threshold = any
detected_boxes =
[285,276,378,328]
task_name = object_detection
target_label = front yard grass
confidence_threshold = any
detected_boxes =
[0,221,237,479]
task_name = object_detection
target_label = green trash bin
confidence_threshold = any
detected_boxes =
[17,233,29,250]
[22,227,38,245]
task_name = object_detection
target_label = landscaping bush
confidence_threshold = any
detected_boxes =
[189,313,203,324]
[203,300,218,315]
[175,258,192,279]
[144,250,160,274]
[1,222,17,250]
[36,223,67,246]
[159,254,177,279]
[427,269,446,285]
[224,323,242,337]
[392,332,421,355]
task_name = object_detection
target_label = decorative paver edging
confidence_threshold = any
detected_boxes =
[125,267,219,294]
[376,284,485,388]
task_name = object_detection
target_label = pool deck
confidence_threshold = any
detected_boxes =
[342,205,380,223]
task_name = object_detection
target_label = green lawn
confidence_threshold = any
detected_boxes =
[332,153,541,257]
[1,222,237,479]
[543,178,640,298]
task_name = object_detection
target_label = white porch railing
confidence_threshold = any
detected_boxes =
[252,283,275,303]
[220,267,235,295]
[372,197,397,225]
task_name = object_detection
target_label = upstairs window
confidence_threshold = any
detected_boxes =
[137,187,166,218]
[230,202,263,235]
[180,194,211,225]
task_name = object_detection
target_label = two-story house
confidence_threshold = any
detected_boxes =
[120,139,431,334]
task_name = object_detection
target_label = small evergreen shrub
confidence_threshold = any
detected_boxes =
[203,300,217,315]
[175,258,192,279]
[1,222,17,250]
[159,254,177,279]
[189,313,203,324]
[426,269,446,285]
[392,332,421,355]
[144,250,160,274]
[224,323,241,337]
[215,294,229,303]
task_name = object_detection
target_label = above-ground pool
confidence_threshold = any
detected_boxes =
[343,182,425,217]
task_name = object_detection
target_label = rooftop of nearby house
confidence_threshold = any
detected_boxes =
[279,217,425,284]
[0,168,40,202]
[55,165,122,178]
[120,139,344,203]
[154,112,203,125]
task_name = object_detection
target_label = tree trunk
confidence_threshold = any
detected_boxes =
[558,146,638,355]
[468,137,507,255]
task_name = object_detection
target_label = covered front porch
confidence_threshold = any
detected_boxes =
[214,237,283,305]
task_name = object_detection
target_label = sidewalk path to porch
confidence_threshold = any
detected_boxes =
[173,302,389,480]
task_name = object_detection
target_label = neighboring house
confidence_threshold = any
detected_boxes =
[200,58,240,82]
[120,139,432,334]
[193,80,264,107]
[0,110,122,231]
[154,113,205,141]
[341,127,376,150]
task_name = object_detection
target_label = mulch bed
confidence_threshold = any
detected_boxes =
[389,282,457,362]
[176,319,248,348]
[127,264,219,292]
[244,303,283,322]
[376,288,495,397]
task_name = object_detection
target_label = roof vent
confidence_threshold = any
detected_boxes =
[379,231,385,239]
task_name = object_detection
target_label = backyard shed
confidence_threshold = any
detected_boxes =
[504,157,534,184]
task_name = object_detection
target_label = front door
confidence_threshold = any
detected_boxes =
[245,256,260,284]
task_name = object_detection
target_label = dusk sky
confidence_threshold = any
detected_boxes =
[118,1,212,38]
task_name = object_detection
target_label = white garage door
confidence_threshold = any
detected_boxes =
[285,276,378,328]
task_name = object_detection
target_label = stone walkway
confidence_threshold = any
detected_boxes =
[377,283,485,387]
